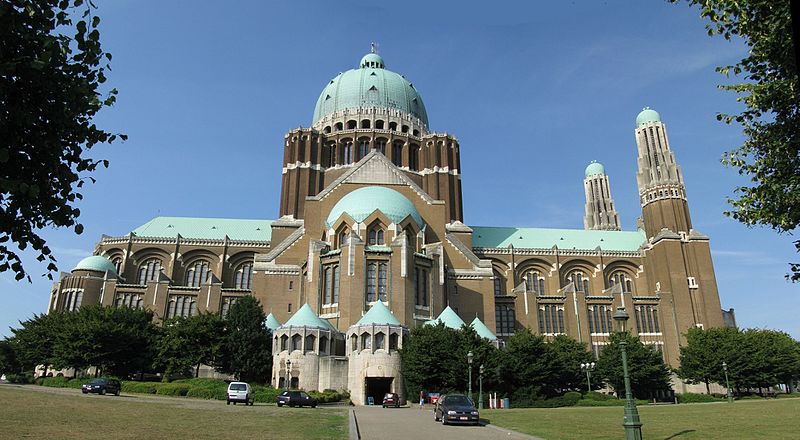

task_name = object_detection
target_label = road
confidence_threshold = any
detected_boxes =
[352,404,542,440]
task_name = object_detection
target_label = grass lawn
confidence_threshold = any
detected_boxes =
[484,398,800,440]
[0,385,347,440]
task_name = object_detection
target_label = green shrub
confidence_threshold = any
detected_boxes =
[122,382,158,394]
[66,378,87,389]
[172,378,227,388]
[677,393,721,404]
[40,376,70,388]
[6,373,34,384]
[525,392,582,408]
[156,383,190,396]
[583,391,616,401]
[186,387,218,400]
[576,398,626,407]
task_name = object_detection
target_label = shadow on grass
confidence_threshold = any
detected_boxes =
[664,429,696,439]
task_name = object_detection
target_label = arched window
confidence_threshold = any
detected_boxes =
[375,120,385,129]
[493,270,505,296]
[360,332,371,350]
[221,297,238,318]
[366,261,388,302]
[524,270,546,295]
[368,224,385,245]
[341,141,353,164]
[404,227,416,250]
[392,141,403,166]
[495,303,516,336]
[358,139,369,159]
[185,260,210,287]
[610,271,634,294]
[323,126,331,134]
[635,305,661,334]
[375,138,387,155]
[401,125,409,133]
[280,334,289,351]
[111,256,123,275]
[327,142,337,166]
[389,333,399,350]
[334,122,343,131]
[414,267,428,306]
[587,304,613,334]
[346,120,357,129]
[291,334,302,351]
[137,258,162,285]
[305,334,316,353]
[320,335,329,355]
[374,332,385,350]
[337,228,349,249]
[115,292,143,309]
[233,262,253,290]
[350,334,358,352]
[568,270,591,295]
[408,144,419,170]
[361,119,371,129]
[389,121,397,131]
[166,295,197,319]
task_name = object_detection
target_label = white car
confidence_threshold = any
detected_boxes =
[226,382,254,406]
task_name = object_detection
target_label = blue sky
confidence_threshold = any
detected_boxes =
[2,0,797,338]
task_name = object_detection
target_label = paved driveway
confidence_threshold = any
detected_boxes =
[352,405,541,440]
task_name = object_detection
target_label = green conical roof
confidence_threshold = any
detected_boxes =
[636,107,661,127]
[281,304,333,330]
[326,186,423,228]
[73,255,117,275]
[264,313,281,331]
[356,301,401,326]
[470,317,497,341]
[584,160,605,177]
[425,306,466,329]
[312,53,428,126]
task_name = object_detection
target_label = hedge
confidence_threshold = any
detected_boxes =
[676,392,721,404]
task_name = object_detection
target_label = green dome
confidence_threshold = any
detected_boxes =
[470,316,497,341]
[355,301,401,326]
[264,313,281,331]
[425,306,466,329]
[585,160,605,177]
[281,304,335,330]
[312,53,429,127]
[326,186,423,228]
[73,255,117,275]
[636,107,661,127]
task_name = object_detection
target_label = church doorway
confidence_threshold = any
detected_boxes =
[364,377,393,405]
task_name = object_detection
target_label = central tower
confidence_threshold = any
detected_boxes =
[279,52,464,223]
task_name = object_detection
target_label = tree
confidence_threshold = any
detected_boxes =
[728,329,800,392]
[670,0,799,281]
[11,311,66,376]
[0,0,124,282]
[0,338,22,376]
[155,313,225,381]
[400,323,468,398]
[548,335,594,393]
[596,332,672,399]
[677,327,740,393]
[495,328,557,401]
[214,296,272,383]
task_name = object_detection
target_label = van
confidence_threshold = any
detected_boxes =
[227,382,254,406]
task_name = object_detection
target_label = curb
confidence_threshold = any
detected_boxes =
[349,408,361,440]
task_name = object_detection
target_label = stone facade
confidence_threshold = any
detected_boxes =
[49,52,733,400]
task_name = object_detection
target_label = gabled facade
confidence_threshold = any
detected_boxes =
[50,50,732,397]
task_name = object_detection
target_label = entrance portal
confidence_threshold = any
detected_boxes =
[364,377,393,405]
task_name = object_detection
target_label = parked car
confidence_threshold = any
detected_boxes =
[382,392,400,408]
[226,382,254,406]
[428,392,441,404]
[81,378,121,396]
[433,394,480,425]
[276,390,317,408]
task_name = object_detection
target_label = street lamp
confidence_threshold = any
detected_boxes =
[613,307,643,440]
[467,351,474,402]
[285,359,292,390]
[722,362,733,403]
[479,364,485,410]
[580,362,596,393]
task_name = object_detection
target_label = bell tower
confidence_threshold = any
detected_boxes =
[583,160,620,231]
[634,107,692,238]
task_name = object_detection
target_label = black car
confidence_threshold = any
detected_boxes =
[276,390,317,408]
[81,378,121,396]
[433,394,480,425]
[382,392,400,408]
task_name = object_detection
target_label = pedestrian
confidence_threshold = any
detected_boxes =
[419,390,424,408]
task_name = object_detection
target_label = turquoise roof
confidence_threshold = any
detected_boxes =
[326,186,423,228]
[471,226,646,251]
[470,317,497,341]
[132,217,272,241]
[636,107,661,127]
[356,301,402,326]
[281,304,334,330]
[312,53,428,126]
[425,306,466,329]
[73,255,117,275]
[585,160,605,177]
[264,313,281,331]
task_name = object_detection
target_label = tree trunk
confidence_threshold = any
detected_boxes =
[705,378,710,394]
[195,363,201,378]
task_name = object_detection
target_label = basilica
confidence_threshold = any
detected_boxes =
[49,51,733,404]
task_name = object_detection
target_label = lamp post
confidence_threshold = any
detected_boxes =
[722,362,733,403]
[467,351,474,402]
[479,364,484,410]
[613,307,643,440]
[285,359,291,390]
[580,362,596,393]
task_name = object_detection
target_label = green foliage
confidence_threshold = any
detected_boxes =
[0,0,125,281]
[582,391,616,401]
[595,332,672,399]
[121,381,158,394]
[11,312,65,375]
[6,372,34,383]
[213,296,272,383]
[523,391,582,408]
[155,383,190,397]
[547,335,595,392]
[155,313,225,381]
[677,326,740,392]
[677,392,722,403]
[671,0,799,280]
[0,338,22,375]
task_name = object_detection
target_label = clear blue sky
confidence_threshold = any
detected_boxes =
[2,0,797,338]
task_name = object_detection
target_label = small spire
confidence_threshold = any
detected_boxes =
[370,42,377,54]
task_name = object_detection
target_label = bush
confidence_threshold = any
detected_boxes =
[677,393,721,404]
[6,373,34,384]
[122,382,158,394]
[155,383,190,396]
[575,398,626,407]
[308,389,347,404]
[583,391,616,401]
[186,387,223,400]
[40,376,70,388]
[525,392,582,408]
